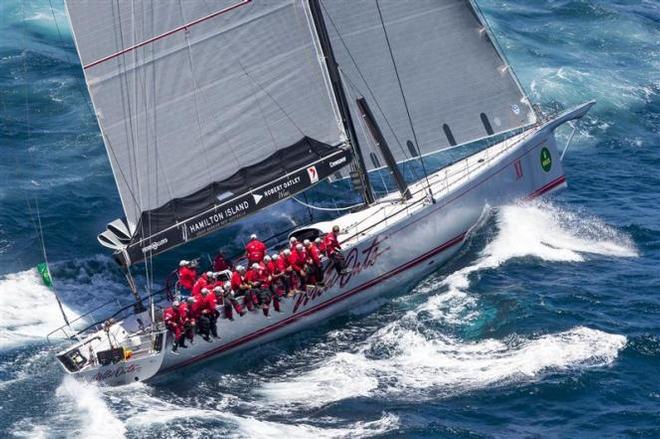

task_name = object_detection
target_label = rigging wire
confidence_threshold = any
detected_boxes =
[291,196,363,212]
[21,3,71,328]
[374,0,434,200]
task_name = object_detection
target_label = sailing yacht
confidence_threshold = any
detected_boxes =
[51,0,593,385]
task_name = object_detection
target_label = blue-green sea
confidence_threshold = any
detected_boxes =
[1,1,658,437]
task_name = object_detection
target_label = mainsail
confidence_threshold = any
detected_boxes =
[320,0,536,172]
[65,0,354,265]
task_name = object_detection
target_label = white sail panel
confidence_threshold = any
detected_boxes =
[321,0,536,171]
[66,0,346,231]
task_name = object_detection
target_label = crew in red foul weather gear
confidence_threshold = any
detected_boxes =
[232,265,255,311]
[222,281,245,320]
[304,239,324,285]
[245,234,267,264]
[188,295,211,342]
[293,243,309,285]
[280,248,301,294]
[192,271,212,297]
[324,225,348,275]
[177,260,197,293]
[315,237,326,255]
[164,301,185,352]
[212,251,233,272]
[178,300,195,344]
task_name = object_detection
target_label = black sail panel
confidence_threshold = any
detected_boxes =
[120,138,352,266]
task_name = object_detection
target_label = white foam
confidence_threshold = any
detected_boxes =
[55,377,126,438]
[259,202,632,407]
[227,413,399,439]
[0,269,78,349]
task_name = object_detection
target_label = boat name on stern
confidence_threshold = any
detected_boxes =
[93,362,141,382]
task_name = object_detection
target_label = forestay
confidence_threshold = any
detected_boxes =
[321,0,536,172]
[66,0,352,265]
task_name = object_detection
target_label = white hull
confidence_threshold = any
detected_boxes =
[62,104,592,386]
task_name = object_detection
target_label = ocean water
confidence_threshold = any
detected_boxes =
[0,0,658,437]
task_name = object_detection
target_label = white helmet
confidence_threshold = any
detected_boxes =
[264,255,271,262]
[289,236,298,244]
[250,233,258,240]
[179,260,188,267]
[201,287,209,294]
[214,286,223,293]
[224,281,232,290]
[172,300,180,307]
[283,249,291,256]
[187,296,195,303]
[271,253,279,260]
[303,239,311,246]
[236,265,245,272]
[315,237,322,243]
[251,263,260,270]
[296,243,304,251]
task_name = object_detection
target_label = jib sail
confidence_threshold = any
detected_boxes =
[65,0,353,265]
[320,0,537,172]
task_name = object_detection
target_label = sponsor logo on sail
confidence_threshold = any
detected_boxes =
[141,238,168,253]
[307,166,319,183]
[329,157,347,168]
[263,175,302,200]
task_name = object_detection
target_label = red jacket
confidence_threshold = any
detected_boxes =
[291,249,307,271]
[307,244,322,265]
[178,266,197,290]
[177,303,193,324]
[324,232,341,256]
[231,271,246,292]
[192,274,210,297]
[245,239,267,263]
[265,260,277,275]
[189,298,205,320]
[163,307,179,327]
[212,253,232,272]
[204,291,218,313]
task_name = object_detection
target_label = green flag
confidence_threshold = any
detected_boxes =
[37,262,53,288]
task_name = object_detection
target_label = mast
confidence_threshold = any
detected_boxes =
[308,0,375,205]
[356,97,411,200]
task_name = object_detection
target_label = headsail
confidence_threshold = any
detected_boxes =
[320,0,536,172]
[65,0,353,265]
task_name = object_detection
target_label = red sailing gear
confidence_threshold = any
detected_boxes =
[231,271,246,292]
[317,240,326,254]
[192,274,210,297]
[307,244,322,265]
[324,232,341,256]
[189,298,205,320]
[212,253,232,272]
[178,266,197,291]
[245,268,260,285]
[245,239,267,264]
[204,291,219,315]
[164,306,183,342]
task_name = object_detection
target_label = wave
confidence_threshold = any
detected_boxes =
[0,269,78,349]
[258,201,632,408]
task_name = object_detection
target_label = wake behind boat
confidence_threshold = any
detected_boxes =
[47,0,593,385]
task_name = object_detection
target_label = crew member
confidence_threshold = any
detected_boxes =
[281,248,301,294]
[315,237,326,254]
[231,265,255,311]
[289,236,298,250]
[177,260,197,293]
[178,298,196,345]
[222,281,245,320]
[213,250,233,272]
[274,252,291,296]
[203,287,220,339]
[192,271,213,297]
[293,243,309,285]
[245,233,267,264]
[304,239,324,285]
[249,262,276,316]
[324,225,347,275]
[188,295,211,342]
[163,300,185,352]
